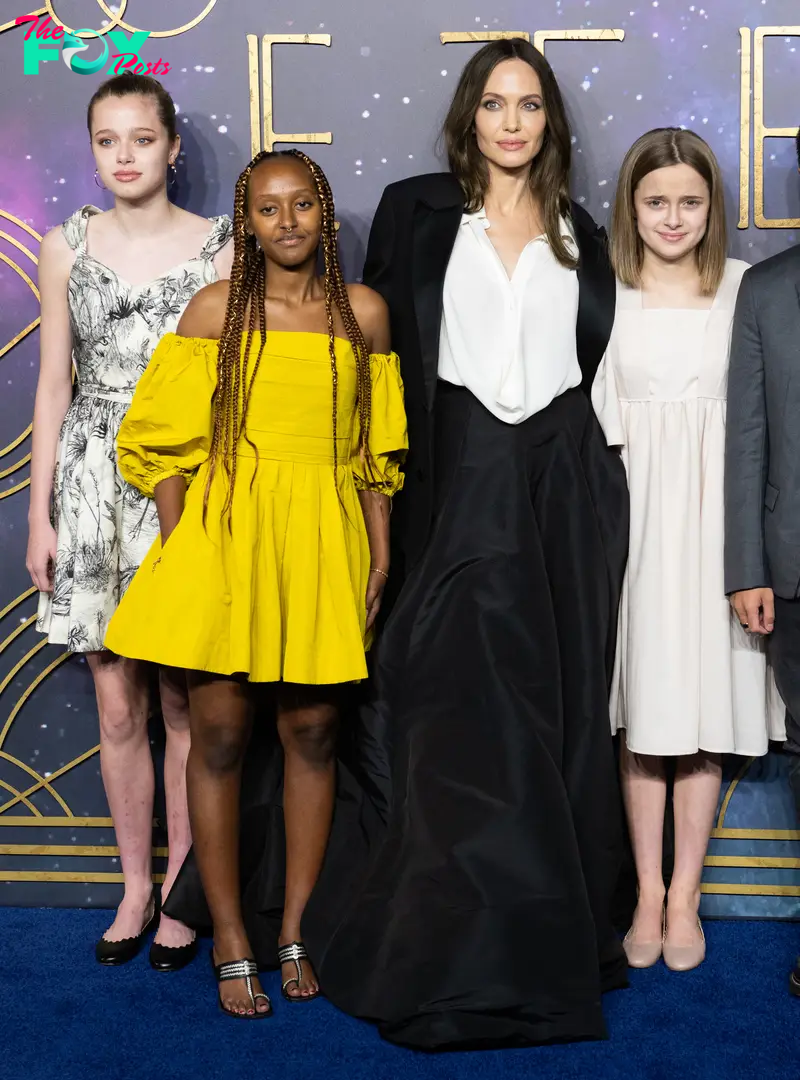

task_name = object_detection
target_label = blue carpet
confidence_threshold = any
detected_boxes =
[0,909,798,1079]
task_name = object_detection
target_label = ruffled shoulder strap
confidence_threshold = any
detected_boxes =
[62,205,102,252]
[200,215,233,260]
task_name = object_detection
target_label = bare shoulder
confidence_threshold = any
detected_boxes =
[347,284,390,352]
[39,224,76,274]
[347,283,390,353]
[173,206,217,244]
[176,280,230,339]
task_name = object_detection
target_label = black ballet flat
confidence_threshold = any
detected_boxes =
[213,953,272,1019]
[95,893,159,966]
[278,941,321,1002]
[149,935,198,972]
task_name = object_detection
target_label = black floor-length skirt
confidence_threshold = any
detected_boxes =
[166,381,631,1051]
[303,382,630,1050]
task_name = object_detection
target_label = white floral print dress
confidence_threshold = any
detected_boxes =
[37,204,232,653]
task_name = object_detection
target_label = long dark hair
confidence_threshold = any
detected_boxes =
[442,38,576,269]
[204,149,375,524]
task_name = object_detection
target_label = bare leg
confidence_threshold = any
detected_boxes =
[276,685,339,998]
[666,750,721,946]
[87,651,154,940]
[619,737,668,942]
[185,673,269,1016]
[154,667,194,948]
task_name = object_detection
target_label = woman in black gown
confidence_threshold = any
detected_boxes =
[304,38,630,1051]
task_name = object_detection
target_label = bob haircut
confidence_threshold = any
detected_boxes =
[610,127,727,296]
[441,37,576,270]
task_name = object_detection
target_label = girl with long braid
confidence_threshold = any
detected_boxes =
[104,149,406,1018]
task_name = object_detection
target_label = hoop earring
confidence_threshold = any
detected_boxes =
[94,169,107,191]
[168,162,178,188]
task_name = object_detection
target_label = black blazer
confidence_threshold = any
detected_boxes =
[363,171,616,575]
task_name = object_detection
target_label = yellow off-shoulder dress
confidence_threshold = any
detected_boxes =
[104,332,407,684]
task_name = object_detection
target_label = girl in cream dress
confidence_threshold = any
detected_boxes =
[593,128,783,975]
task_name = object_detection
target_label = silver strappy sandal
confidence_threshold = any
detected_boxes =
[278,941,320,1002]
[214,956,272,1019]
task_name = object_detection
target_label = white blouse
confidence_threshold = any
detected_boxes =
[438,209,582,424]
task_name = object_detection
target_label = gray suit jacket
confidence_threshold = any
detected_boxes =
[724,245,800,599]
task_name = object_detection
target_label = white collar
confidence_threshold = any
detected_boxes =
[461,208,575,246]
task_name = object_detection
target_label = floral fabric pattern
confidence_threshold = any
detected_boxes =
[37,205,232,652]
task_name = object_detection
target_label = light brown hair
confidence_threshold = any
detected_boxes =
[441,37,576,270]
[610,127,727,296]
[204,149,375,524]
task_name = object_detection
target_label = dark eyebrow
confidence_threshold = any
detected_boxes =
[93,127,159,136]
[480,92,543,102]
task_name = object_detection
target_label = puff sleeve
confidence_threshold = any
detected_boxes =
[351,351,408,495]
[117,333,218,497]
[591,350,625,449]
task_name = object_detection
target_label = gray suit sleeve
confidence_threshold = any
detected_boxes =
[724,271,769,593]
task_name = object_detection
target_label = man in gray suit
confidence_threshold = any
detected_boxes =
[724,130,800,997]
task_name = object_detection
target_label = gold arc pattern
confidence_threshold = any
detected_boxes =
[1,1,216,40]
[0,212,40,499]
[0,211,42,243]
[0,778,40,815]
[0,1,127,38]
[0,454,31,482]
[94,0,217,38]
[0,750,71,815]
[0,742,99,816]
[716,757,754,829]
[0,648,72,750]
[0,614,37,658]
[0,429,36,462]
[0,7,44,36]
[0,638,50,712]
[0,588,36,623]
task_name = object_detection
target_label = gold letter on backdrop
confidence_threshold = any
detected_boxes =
[440,32,530,44]
[532,29,625,52]
[248,34,332,157]
[739,26,800,229]
[440,28,624,53]
[738,28,752,229]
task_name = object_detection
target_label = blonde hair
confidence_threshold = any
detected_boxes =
[610,127,727,296]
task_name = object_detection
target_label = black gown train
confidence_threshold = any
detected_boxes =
[302,380,629,1050]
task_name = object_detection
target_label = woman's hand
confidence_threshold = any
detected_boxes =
[26,518,57,593]
[366,568,388,632]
